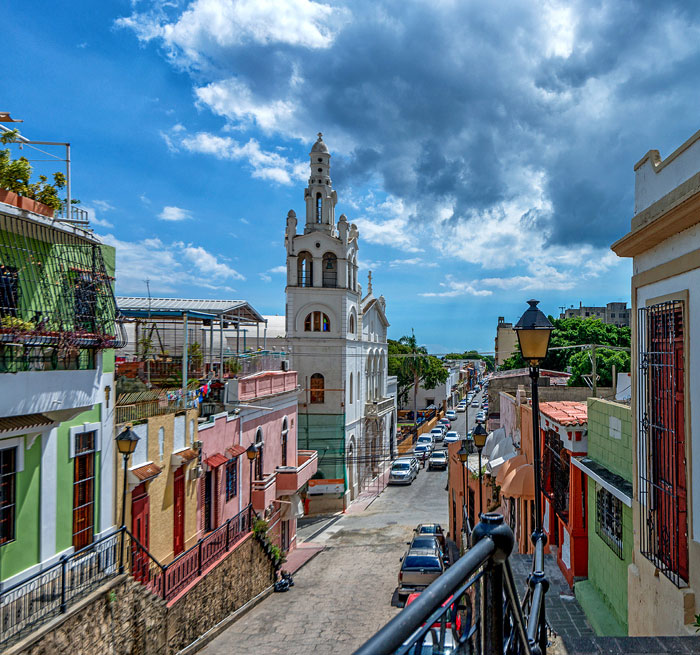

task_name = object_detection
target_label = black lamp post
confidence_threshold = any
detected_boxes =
[457,441,468,531]
[115,426,140,573]
[246,443,258,512]
[513,299,553,538]
[472,423,488,520]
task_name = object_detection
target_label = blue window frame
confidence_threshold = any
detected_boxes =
[225,458,238,501]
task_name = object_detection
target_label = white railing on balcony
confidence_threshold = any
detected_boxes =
[365,397,394,417]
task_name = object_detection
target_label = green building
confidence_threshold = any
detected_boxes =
[573,397,633,635]
[0,201,122,602]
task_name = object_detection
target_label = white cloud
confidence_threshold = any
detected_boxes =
[92,199,115,212]
[159,205,192,221]
[98,233,242,294]
[268,265,287,274]
[240,217,249,224]
[166,128,306,185]
[139,193,151,205]
[89,215,114,229]
[420,275,493,298]
[182,246,245,280]
[81,204,114,229]
[259,273,272,282]
[389,258,437,268]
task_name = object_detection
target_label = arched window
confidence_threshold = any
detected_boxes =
[349,313,355,334]
[310,373,325,404]
[281,417,289,467]
[297,252,313,287]
[322,253,337,287]
[316,193,322,223]
[304,311,331,332]
[255,427,264,480]
[349,373,353,405]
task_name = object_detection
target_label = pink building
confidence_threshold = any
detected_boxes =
[197,370,318,554]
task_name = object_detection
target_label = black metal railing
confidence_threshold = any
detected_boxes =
[0,529,121,646]
[0,344,96,372]
[126,504,252,601]
[355,514,549,655]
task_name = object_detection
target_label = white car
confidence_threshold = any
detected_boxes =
[445,410,457,420]
[416,435,435,451]
[389,460,417,485]
[430,427,445,441]
[456,403,466,413]
[428,451,448,471]
[471,400,480,407]
[444,431,460,444]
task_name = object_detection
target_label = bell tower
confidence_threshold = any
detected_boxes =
[304,133,338,234]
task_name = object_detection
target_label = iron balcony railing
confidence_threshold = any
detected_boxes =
[0,529,121,646]
[355,513,549,655]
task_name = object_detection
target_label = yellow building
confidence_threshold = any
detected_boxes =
[612,129,700,635]
[495,316,518,367]
[115,409,200,563]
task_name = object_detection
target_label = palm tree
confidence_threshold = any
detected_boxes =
[399,331,429,435]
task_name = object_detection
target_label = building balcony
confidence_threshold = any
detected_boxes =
[275,450,319,496]
[238,371,298,401]
[365,397,394,417]
[251,473,277,512]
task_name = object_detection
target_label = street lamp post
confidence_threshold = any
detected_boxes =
[115,426,140,573]
[246,444,258,513]
[472,423,488,520]
[457,441,468,532]
[513,299,553,538]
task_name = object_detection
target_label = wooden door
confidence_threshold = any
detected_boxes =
[204,470,212,533]
[173,467,185,556]
[131,484,150,582]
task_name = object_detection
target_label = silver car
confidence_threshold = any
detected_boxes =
[389,460,417,485]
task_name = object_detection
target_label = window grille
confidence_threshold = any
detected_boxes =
[225,458,238,501]
[0,447,16,544]
[0,213,125,349]
[595,485,623,559]
[72,432,96,550]
[638,300,688,585]
[543,429,570,523]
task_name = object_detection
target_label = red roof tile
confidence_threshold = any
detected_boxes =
[172,448,198,463]
[205,453,228,468]
[539,401,588,426]
[130,462,163,482]
[226,445,247,458]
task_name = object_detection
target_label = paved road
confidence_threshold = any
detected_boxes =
[201,441,451,654]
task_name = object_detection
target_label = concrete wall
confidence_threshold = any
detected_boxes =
[587,398,632,481]
[9,534,276,655]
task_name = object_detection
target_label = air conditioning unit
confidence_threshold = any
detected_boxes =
[192,440,203,451]
[189,465,203,481]
[280,359,290,372]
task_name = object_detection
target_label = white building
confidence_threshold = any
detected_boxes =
[284,134,396,510]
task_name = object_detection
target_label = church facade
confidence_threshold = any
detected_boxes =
[284,134,396,511]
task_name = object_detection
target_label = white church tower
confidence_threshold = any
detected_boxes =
[285,134,394,511]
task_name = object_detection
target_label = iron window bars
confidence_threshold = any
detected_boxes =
[595,484,623,559]
[542,429,570,523]
[0,212,125,351]
[638,300,688,586]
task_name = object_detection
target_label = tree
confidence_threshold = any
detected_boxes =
[389,332,449,423]
[500,316,631,387]
[444,349,495,372]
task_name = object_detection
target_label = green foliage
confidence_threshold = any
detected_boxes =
[0,129,69,211]
[694,613,700,633]
[0,316,36,331]
[500,316,630,386]
[225,357,241,376]
[253,518,269,536]
[444,350,495,371]
[188,342,203,368]
[269,543,286,564]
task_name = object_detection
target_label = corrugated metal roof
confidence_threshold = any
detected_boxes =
[116,297,265,323]
[0,413,53,434]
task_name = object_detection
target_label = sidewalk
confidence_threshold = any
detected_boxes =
[284,541,325,575]
[344,464,391,514]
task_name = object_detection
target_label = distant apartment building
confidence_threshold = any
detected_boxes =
[561,301,630,327]
[612,128,700,636]
[495,316,518,367]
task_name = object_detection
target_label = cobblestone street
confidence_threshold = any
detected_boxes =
[200,462,450,654]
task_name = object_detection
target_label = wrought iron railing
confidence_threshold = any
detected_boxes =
[355,514,549,655]
[0,344,96,372]
[0,529,121,646]
[126,504,252,601]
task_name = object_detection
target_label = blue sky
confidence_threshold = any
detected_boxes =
[4,1,700,352]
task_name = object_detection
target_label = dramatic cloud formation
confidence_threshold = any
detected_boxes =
[118,0,700,297]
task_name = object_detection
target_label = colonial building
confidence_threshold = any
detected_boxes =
[495,316,518,367]
[284,134,396,511]
[612,128,700,635]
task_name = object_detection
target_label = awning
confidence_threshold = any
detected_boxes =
[205,453,228,468]
[0,413,53,435]
[171,448,198,467]
[501,464,535,499]
[128,462,163,485]
[572,456,632,507]
[280,494,305,521]
[487,451,517,476]
[226,445,247,458]
[496,454,527,486]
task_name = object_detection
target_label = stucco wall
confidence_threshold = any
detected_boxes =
[587,398,632,481]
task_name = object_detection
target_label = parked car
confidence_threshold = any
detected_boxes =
[471,400,480,407]
[414,523,446,549]
[444,431,460,444]
[413,444,431,464]
[430,427,445,442]
[389,460,417,485]
[398,547,446,599]
[395,456,420,477]
[417,434,435,451]
[408,534,448,564]
[456,403,466,413]
[438,419,451,431]
[428,450,448,471]
[475,412,486,424]
[403,593,459,651]
[445,409,457,420]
